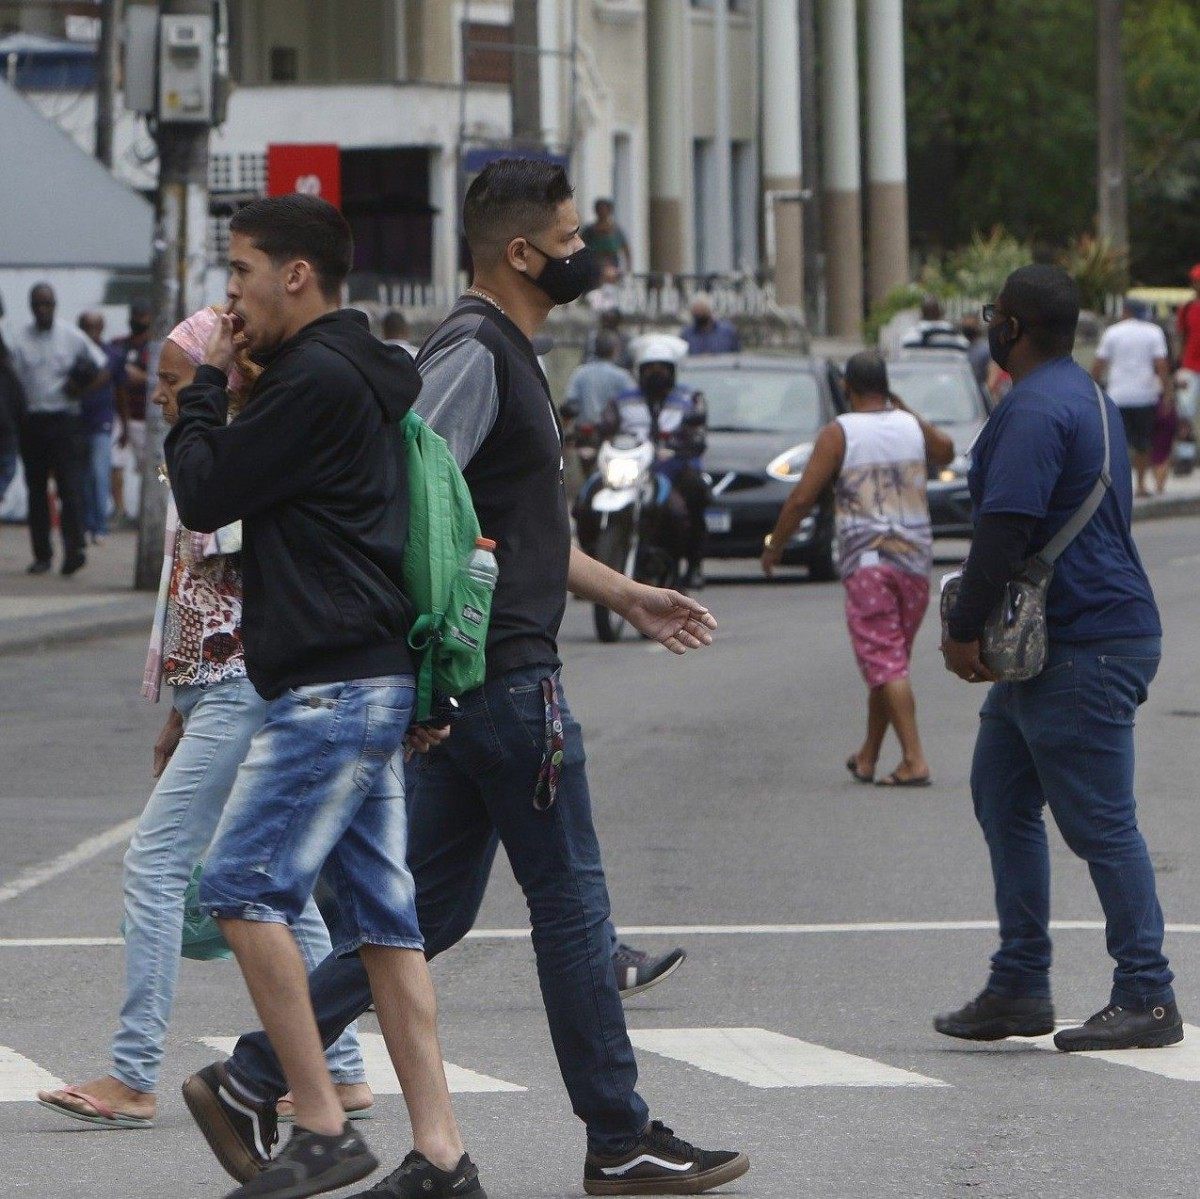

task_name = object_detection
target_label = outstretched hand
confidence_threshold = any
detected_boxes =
[623,585,717,655]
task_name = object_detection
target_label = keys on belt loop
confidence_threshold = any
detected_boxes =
[533,673,564,811]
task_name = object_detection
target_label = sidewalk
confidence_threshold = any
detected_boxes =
[0,525,156,656]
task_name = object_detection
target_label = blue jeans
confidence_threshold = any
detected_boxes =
[201,676,421,955]
[113,677,365,1093]
[83,430,112,536]
[226,666,649,1154]
[972,637,1174,1010]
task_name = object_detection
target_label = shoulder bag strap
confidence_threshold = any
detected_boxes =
[1033,381,1113,572]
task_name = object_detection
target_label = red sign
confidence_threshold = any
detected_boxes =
[267,143,342,210]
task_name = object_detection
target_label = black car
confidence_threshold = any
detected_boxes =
[677,355,845,579]
[887,352,990,538]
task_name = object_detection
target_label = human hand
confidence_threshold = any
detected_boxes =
[404,724,451,761]
[941,636,997,683]
[623,584,716,655]
[203,302,239,373]
[152,708,185,777]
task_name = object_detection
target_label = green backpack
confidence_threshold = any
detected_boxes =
[400,410,495,722]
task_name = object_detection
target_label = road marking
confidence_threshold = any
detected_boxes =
[628,1027,946,1088]
[199,1035,526,1094]
[1025,1022,1200,1082]
[0,1047,64,1101]
[0,817,138,906]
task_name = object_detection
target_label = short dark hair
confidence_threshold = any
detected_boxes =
[593,330,620,360]
[229,194,353,299]
[844,351,889,398]
[382,309,408,339]
[920,296,943,321]
[462,158,574,267]
[999,264,1080,356]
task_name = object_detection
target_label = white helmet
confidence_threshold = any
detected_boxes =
[631,333,689,370]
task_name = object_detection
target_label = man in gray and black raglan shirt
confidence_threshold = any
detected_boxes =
[211,161,750,1197]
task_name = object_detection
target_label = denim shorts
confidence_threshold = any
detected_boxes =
[199,675,422,957]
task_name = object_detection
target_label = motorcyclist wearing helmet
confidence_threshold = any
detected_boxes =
[599,334,709,589]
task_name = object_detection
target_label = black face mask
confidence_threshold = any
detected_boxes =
[640,364,674,399]
[988,315,1019,371]
[130,319,151,336]
[525,242,600,306]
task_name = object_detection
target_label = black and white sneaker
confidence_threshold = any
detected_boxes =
[344,1150,487,1197]
[584,1120,749,1195]
[182,1061,279,1183]
[614,943,687,999]
[223,1122,378,1198]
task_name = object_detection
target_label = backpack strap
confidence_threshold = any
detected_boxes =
[1030,381,1113,575]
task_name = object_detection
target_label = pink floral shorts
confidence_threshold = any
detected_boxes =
[843,565,930,689]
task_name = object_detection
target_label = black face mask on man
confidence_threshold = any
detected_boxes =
[525,242,600,306]
[988,314,1020,371]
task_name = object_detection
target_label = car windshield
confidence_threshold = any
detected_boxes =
[678,369,823,436]
[888,365,983,425]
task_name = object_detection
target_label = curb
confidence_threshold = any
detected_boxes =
[0,608,154,659]
[1132,495,1200,523]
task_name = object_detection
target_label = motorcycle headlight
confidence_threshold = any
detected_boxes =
[937,453,971,484]
[766,442,814,482]
[604,457,641,488]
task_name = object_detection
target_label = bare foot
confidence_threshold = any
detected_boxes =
[38,1075,156,1121]
[276,1082,374,1119]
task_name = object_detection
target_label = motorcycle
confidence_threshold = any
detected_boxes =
[575,432,684,642]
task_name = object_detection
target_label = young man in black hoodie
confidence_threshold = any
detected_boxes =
[165,195,483,1199]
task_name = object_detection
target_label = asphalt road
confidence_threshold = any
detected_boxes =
[2,520,1199,1198]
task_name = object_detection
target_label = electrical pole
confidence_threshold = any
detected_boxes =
[1096,0,1128,257]
[510,0,542,150]
[798,0,825,333]
[95,0,119,168]
[135,0,216,590]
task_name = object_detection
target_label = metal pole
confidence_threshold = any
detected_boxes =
[136,0,214,591]
[798,0,824,332]
[1096,0,1128,256]
[511,0,542,149]
[94,0,120,168]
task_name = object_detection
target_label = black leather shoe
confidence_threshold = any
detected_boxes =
[1054,1001,1183,1052]
[27,559,51,575]
[683,566,706,590]
[934,988,1055,1041]
[61,552,86,576]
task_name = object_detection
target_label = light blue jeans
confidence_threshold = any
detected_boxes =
[111,675,366,1094]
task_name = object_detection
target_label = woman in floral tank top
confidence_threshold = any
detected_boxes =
[38,309,373,1130]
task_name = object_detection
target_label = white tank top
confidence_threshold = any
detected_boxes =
[834,410,932,579]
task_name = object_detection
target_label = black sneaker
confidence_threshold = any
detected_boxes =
[1054,1001,1184,1052]
[26,560,50,575]
[614,943,687,999]
[682,567,706,591]
[344,1150,486,1197]
[182,1061,279,1183]
[224,1122,378,1199]
[61,552,86,576]
[584,1120,748,1195]
[933,988,1055,1041]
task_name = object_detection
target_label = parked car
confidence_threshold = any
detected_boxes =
[887,351,990,538]
[677,355,845,579]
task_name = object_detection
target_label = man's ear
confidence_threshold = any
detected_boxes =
[284,259,313,295]
[505,237,533,276]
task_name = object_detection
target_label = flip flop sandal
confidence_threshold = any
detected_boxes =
[845,755,874,784]
[37,1087,155,1130]
[876,772,933,788]
[275,1099,374,1123]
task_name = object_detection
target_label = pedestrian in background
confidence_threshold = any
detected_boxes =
[901,296,969,351]
[1092,297,1171,498]
[36,306,373,1136]
[581,197,631,275]
[582,306,632,368]
[381,308,419,357]
[938,265,1180,1053]
[0,327,24,510]
[77,311,120,544]
[564,330,634,428]
[680,293,741,355]
[112,299,154,524]
[1175,264,1200,424]
[762,351,954,787]
[9,282,107,575]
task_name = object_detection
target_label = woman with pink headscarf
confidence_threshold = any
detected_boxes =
[37,308,373,1131]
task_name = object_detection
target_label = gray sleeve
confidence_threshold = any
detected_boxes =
[415,339,500,469]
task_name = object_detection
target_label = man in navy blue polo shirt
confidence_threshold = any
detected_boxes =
[935,265,1180,1052]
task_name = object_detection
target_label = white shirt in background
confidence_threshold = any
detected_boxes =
[9,320,107,416]
[1095,318,1169,408]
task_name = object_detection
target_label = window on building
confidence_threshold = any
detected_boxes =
[341,148,436,286]
[461,21,513,85]
[269,45,298,82]
[731,140,758,272]
[693,138,715,272]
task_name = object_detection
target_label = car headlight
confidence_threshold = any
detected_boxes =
[766,443,814,482]
[603,457,641,488]
[938,453,970,484]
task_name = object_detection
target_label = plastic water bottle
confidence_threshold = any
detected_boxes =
[465,537,499,591]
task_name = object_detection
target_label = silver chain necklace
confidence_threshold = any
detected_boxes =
[465,287,507,317]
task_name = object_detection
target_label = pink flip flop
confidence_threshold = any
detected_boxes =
[38,1086,155,1129]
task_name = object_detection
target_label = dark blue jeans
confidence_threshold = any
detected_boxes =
[972,636,1174,1009]
[226,665,649,1153]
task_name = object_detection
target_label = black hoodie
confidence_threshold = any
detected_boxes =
[165,309,421,699]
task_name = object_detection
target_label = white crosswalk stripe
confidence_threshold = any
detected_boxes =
[198,1035,527,1094]
[628,1027,947,1088]
[0,1047,63,1101]
[1026,1022,1200,1082]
